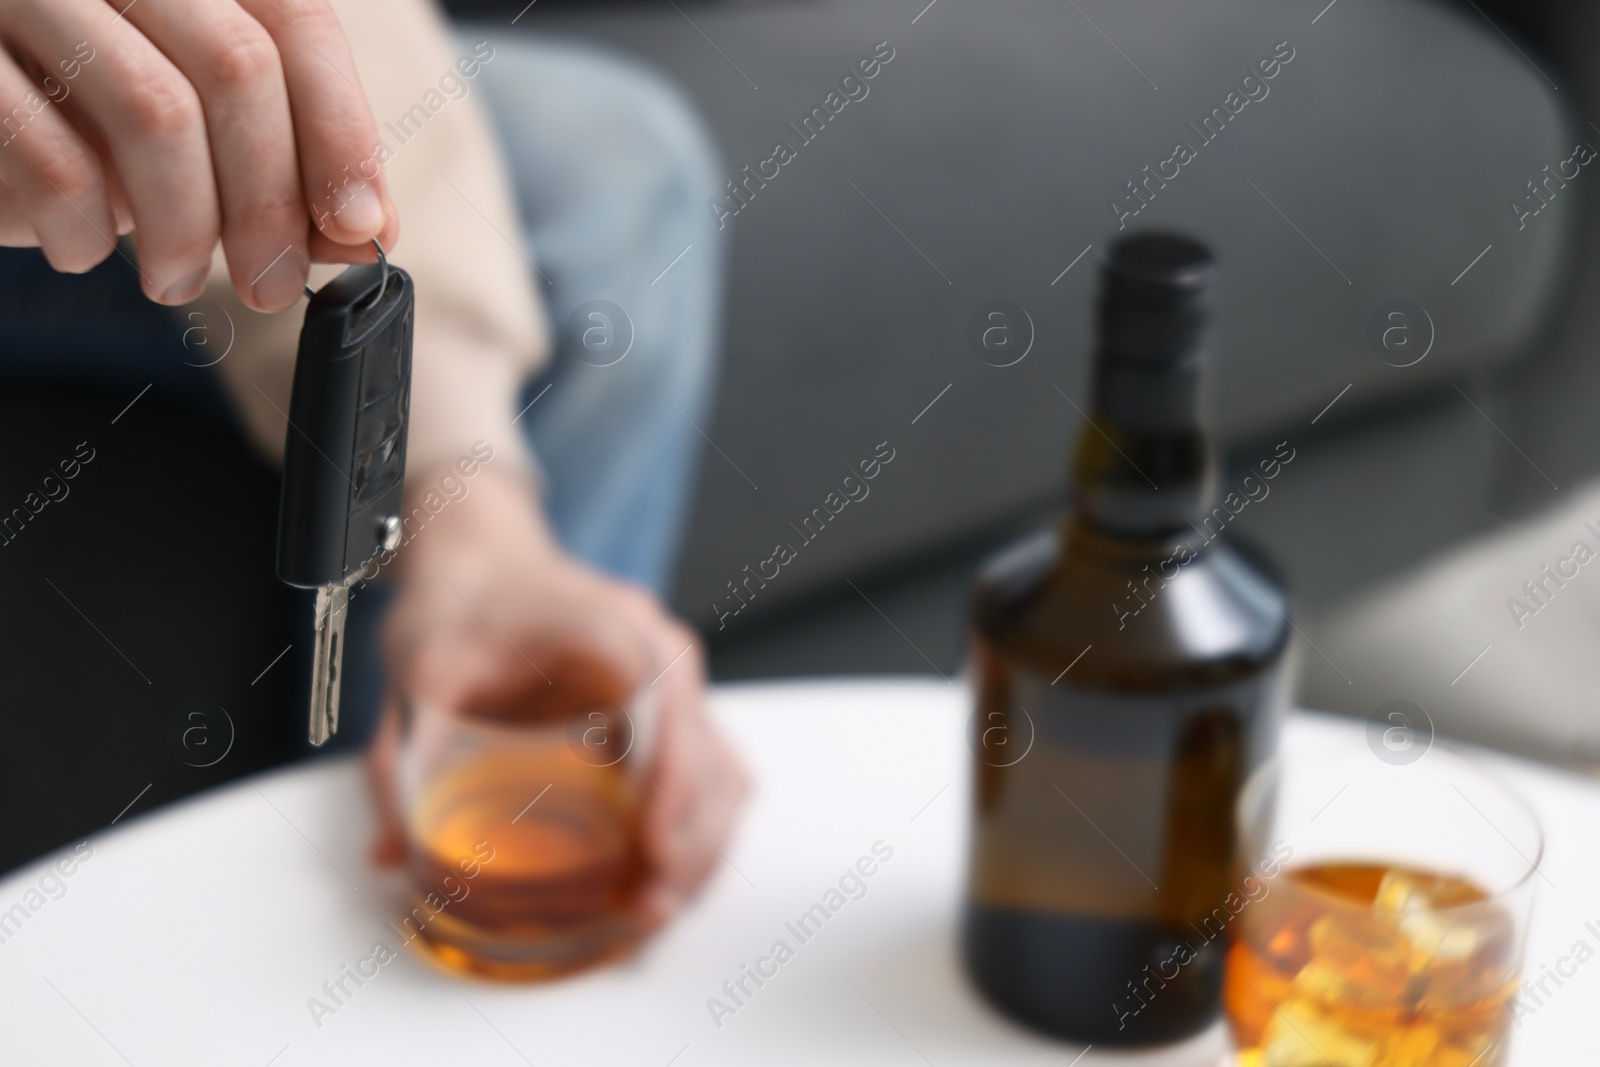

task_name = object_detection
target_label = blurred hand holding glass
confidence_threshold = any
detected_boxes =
[1227,733,1542,1066]
[396,615,657,981]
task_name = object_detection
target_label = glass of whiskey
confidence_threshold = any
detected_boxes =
[394,616,657,982]
[1225,730,1542,1067]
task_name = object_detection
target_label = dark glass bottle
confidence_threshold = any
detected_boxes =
[961,233,1293,1046]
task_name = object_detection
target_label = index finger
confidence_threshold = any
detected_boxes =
[237,0,397,251]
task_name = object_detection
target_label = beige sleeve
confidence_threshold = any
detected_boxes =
[206,0,549,484]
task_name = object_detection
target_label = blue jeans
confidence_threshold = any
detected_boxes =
[473,30,726,595]
[0,32,726,752]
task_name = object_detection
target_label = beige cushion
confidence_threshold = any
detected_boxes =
[1304,483,1600,768]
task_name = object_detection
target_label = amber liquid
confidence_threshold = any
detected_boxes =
[404,742,645,981]
[963,516,1289,1045]
[1224,862,1516,1066]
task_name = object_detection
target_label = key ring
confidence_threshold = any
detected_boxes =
[362,238,390,311]
[301,238,389,308]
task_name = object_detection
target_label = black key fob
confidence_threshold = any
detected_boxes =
[275,259,414,590]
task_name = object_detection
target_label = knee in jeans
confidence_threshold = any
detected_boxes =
[483,34,724,234]
[598,60,726,238]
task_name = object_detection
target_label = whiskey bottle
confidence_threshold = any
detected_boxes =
[962,232,1293,1045]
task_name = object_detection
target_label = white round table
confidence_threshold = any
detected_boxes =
[1,679,1594,1065]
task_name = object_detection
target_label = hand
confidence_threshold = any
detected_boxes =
[0,0,399,310]
[367,463,749,930]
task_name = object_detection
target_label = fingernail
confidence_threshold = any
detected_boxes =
[335,180,385,238]
[159,267,209,306]
[252,246,310,311]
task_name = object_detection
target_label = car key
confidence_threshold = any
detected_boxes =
[276,243,414,746]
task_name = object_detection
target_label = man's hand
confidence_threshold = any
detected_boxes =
[0,0,398,311]
[368,463,749,929]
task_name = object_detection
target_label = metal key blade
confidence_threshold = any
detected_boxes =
[308,582,350,746]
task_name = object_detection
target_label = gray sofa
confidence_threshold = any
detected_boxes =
[500,1,1589,725]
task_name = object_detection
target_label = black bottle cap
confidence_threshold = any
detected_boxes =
[1093,232,1214,429]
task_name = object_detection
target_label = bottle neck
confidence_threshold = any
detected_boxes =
[1069,407,1216,540]
[1078,232,1215,539]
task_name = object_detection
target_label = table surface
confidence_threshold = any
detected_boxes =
[2,679,1596,1066]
